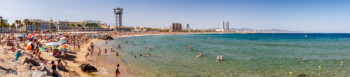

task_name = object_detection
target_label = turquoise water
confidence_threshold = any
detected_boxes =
[108,33,350,77]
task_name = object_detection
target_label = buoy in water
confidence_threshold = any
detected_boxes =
[318,66,321,70]
[289,72,292,75]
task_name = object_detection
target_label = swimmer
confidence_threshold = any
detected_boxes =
[190,48,193,51]
[220,56,223,60]
[130,51,133,55]
[189,46,191,48]
[144,46,147,49]
[111,48,113,52]
[217,56,223,61]
[185,46,187,48]
[155,46,157,48]
[196,52,201,58]
[217,56,220,61]
[116,52,119,56]
[148,53,151,56]
[140,54,142,56]
[299,57,304,60]
[134,56,137,58]
[148,48,151,51]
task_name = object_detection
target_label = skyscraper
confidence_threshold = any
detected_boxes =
[169,23,182,32]
[221,21,225,32]
[225,21,229,32]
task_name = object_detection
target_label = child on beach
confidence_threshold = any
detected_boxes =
[115,64,120,77]
[98,48,101,56]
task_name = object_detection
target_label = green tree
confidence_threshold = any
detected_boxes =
[11,23,16,32]
[15,20,22,32]
[0,19,4,33]
[4,23,9,32]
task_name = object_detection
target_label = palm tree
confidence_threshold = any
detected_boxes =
[34,22,40,31]
[4,23,9,32]
[11,23,16,32]
[24,21,33,32]
[17,24,24,32]
[15,20,21,31]
[0,19,4,33]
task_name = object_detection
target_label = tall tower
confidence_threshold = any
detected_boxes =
[114,8,123,27]
[221,21,225,32]
[225,21,229,32]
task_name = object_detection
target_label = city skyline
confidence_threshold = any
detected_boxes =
[1,0,350,33]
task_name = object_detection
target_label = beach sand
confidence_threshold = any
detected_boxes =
[0,32,232,77]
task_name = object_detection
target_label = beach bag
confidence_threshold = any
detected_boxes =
[26,45,32,50]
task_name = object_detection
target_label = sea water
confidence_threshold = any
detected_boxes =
[97,33,350,77]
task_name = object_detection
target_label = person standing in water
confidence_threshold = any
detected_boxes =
[90,42,94,53]
[115,64,120,77]
[196,52,201,58]
[98,48,101,56]
[105,48,107,55]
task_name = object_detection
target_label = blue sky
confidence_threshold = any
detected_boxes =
[0,0,350,33]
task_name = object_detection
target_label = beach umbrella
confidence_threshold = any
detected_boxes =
[49,35,53,38]
[58,40,66,44]
[60,37,66,40]
[46,42,60,46]
[27,42,32,45]
[22,33,26,36]
[31,35,36,38]
[59,46,66,49]
[67,33,71,35]
[27,34,35,38]
[40,40,47,43]
[59,40,66,43]
[16,35,23,38]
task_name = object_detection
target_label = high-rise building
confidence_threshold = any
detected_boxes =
[186,24,190,32]
[186,24,190,28]
[225,21,229,32]
[169,23,182,32]
[221,21,225,32]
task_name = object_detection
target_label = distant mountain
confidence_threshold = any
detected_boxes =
[229,28,301,33]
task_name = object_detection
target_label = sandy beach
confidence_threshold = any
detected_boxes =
[0,32,229,77]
